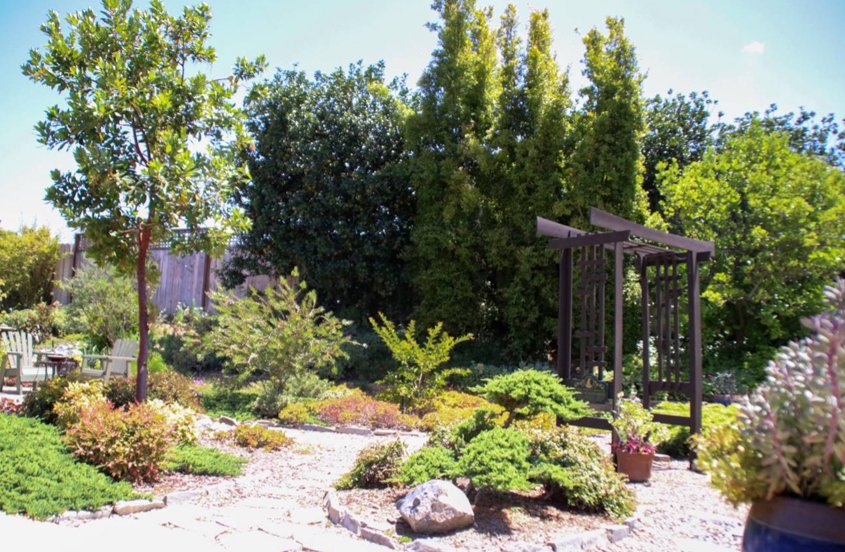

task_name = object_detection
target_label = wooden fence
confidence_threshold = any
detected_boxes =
[53,236,272,313]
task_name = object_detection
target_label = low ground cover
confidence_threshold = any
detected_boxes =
[0,413,137,519]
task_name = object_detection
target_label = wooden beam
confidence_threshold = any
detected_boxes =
[549,230,631,250]
[640,258,651,409]
[590,207,715,254]
[537,216,588,239]
[612,241,624,402]
[687,250,703,468]
[558,249,573,380]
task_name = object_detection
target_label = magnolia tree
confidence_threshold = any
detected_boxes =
[24,0,265,401]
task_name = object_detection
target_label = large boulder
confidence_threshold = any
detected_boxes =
[398,480,474,534]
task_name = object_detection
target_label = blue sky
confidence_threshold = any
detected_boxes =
[2,0,843,241]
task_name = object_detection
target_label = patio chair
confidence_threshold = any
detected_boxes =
[80,339,138,384]
[1,331,51,394]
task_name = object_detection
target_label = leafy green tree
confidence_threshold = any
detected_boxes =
[224,62,414,320]
[661,122,845,381]
[407,0,499,336]
[63,264,138,349]
[370,313,473,412]
[567,17,647,226]
[642,90,717,211]
[0,226,63,310]
[23,0,265,401]
[489,8,572,359]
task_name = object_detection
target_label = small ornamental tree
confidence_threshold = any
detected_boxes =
[23,0,266,401]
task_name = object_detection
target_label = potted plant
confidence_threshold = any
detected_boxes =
[696,278,845,551]
[610,394,667,483]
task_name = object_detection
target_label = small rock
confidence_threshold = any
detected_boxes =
[373,429,398,436]
[398,480,474,534]
[503,543,550,552]
[653,453,671,463]
[551,529,606,551]
[606,524,630,543]
[218,415,239,426]
[165,489,205,506]
[113,498,165,515]
[341,511,361,534]
[623,517,640,532]
[324,490,347,524]
[253,419,277,427]
[335,425,373,436]
[301,423,337,433]
[407,539,460,552]
[359,526,400,549]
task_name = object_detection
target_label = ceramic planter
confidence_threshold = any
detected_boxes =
[743,496,845,551]
[615,450,654,482]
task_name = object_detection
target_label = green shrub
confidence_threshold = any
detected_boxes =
[418,390,502,431]
[473,369,591,427]
[653,401,739,458]
[278,403,311,426]
[164,444,246,476]
[147,399,199,445]
[64,401,176,484]
[204,268,352,386]
[458,427,532,492]
[153,305,221,374]
[438,408,503,451]
[0,226,63,311]
[148,371,201,410]
[104,376,136,408]
[199,384,259,421]
[395,446,459,486]
[527,426,635,521]
[315,392,415,429]
[371,314,472,412]
[337,325,394,383]
[1,302,65,342]
[252,370,333,418]
[335,440,406,490]
[0,413,136,519]
[22,373,83,423]
[233,424,292,451]
[61,264,138,350]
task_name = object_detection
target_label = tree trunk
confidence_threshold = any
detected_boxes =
[135,226,151,403]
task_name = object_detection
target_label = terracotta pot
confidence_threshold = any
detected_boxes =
[615,450,653,482]
[743,496,845,551]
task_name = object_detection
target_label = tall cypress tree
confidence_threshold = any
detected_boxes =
[567,17,647,226]
[407,0,499,336]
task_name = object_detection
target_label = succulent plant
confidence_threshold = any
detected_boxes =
[696,278,845,507]
[610,394,668,455]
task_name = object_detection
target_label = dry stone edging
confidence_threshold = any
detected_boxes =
[324,490,401,549]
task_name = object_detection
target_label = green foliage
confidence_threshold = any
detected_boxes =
[24,0,265,401]
[205,268,352,387]
[148,371,201,410]
[62,265,137,350]
[252,370,332,418]
[0,226,62,311]
[371,314,472,411]
[527,426,635,520]
[473,369,591,427]
[458,427,532,492]
[277,403,311,426]
[642,90,715,211]
[199,384,258,421]
[696,279,845,507]
[396,445,459,487]
[226,62,414,321]
[661,122,845,381]
[335,440,406,490]
[146,399,199,445]
[22,373,83,424]
[153,305,222,374]
[233,424,292,451]
[653,401,738,458]
[164,444,246,476]
[418,390,501,431]
[0,413,136,519]
[64,401,176,484]
[53,380,108,430]
[0,302,64,342]
[567,16,647,226]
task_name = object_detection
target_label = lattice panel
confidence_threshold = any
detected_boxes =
[573,244,608,386]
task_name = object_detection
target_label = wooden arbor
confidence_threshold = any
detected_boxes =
[538,207,714,443]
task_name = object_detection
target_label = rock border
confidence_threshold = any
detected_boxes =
[52,498,166,523]
[324,489,638,551]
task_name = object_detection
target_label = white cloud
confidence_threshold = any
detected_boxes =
[741,41,765,55]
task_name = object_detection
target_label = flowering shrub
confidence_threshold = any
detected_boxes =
[0,398,23,415]
[54,380,108,429]
[315,393,415,429]
[610,395,667,456]
[233,424,292,451]
[64,401,175,483]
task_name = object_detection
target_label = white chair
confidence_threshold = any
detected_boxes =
[2,331,51,394]
[80,339,138,383]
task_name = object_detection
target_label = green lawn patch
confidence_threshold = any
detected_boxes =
[653,401,739,457]
[164,443,247,476]
[0,413,137,519]
[200,385,258,421]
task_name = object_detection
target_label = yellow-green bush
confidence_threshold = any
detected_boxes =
[278,403,311,426]
[53,380,108,429]
[233,424,292,451]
